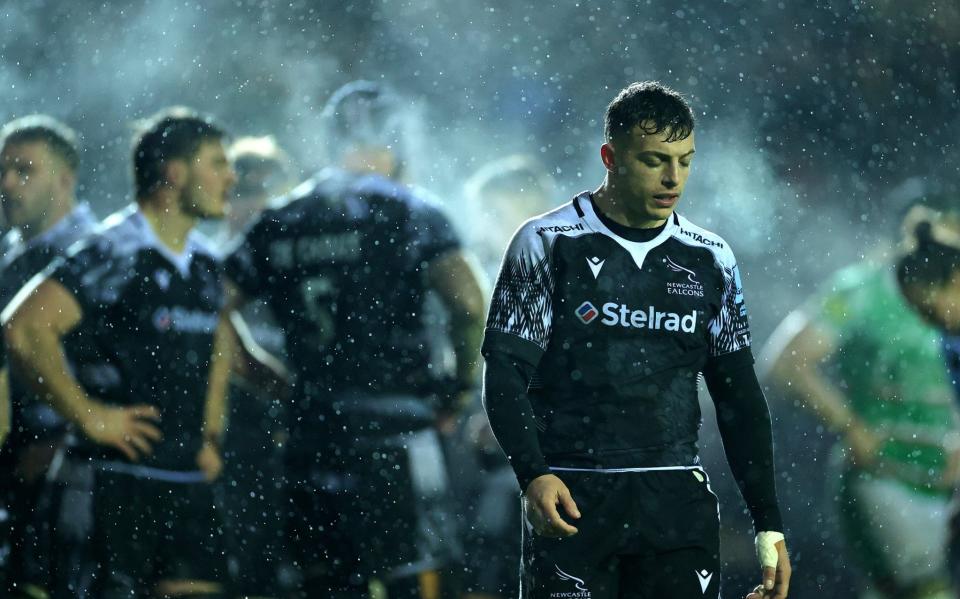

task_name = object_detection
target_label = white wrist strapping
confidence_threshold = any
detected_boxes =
[755,531,785,568]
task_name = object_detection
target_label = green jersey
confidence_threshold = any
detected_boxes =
[809,262,958,495]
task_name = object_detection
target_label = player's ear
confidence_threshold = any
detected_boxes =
[600,142,616,172]
[163,159,188,189]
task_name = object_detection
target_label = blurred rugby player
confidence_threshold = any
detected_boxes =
[212,81,485,598]
[5,107,235,598]
[0,115,97,597]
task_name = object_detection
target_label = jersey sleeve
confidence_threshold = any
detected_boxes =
[224,213,273,299]
[46,237,123,316]
[481,223,554,366]
[801,265,866,340]
[708,246,751,359]
[406,199,461,265]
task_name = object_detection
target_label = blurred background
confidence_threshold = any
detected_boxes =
[3,0,959,595]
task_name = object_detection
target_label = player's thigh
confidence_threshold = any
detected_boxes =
[619,547,720,599]
[520,473,626,599]
[840,471,950,589]
[160,482,227,584]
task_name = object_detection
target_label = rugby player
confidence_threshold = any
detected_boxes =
[0,115,98,597]
[481,81,790,599]
[211,80,485,598]
[218,134,295,597]
[5,107,235,598]
[767,201,960,599]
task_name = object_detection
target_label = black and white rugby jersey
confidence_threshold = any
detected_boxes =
[481,192,751,470]
[49,205,224,472]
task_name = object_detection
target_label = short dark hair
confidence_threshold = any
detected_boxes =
[604,81,695,143]
[0,114,80,171]
[132,106,226,197]
[897,215,960,292]
[321,80,405,159]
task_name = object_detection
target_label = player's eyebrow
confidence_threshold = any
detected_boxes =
[637,150,696,159]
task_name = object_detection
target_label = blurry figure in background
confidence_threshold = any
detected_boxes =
[766,199,960,599]
[213,80,485,598]
[0,115,98,598]
[218,134,296,597]
[225,135,296,238]
[449,155,555,599]
[5,107,235,598]
[463,155,556,282]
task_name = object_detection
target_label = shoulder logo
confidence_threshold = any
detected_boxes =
[696,569,713,593]
[575,301,599,324]
[586,256,605,279]
[679,226,724,249]
[537,223,585,234]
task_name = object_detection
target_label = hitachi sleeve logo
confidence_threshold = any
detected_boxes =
[679,227,724,248]
[576,301,697,332]
[537,223,585,234]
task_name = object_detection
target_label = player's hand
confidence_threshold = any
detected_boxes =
[196,440,223,481]
[745,537,791,599]
[79,403,162,461]
[525,474,581,538]
[844,422,882,469]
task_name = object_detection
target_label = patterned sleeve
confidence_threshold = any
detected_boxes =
[708,247,751,358]
[481,223,554,366]
[224,213,272,300]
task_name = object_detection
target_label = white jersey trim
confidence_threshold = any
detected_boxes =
[575,193,679,271]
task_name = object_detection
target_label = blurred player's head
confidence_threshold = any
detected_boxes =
[897,208,960,333]
[321,80,409,179]
[465,155,556,261]
[0,114,79,234]
[227,135,295,232]
[133,107,234,219]
[600,81,696,225]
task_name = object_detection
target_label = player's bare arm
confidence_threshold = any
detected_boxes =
[0,366,9,447]
[4,276,161,461]
[425,248,486,421]
[766,314,881,467]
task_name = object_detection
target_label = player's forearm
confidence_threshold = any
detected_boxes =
[705,359,783,532]
[450,307,485,386]
[482,349,551,489]
[6,319,95,427]
[773,358,857,432]
[0,367,9,447]
[203,313,239,443]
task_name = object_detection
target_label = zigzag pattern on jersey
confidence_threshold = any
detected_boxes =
[710,263,750,355]
[489,252,553,350]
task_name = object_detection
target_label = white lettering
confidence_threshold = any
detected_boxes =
[592,302,697,333]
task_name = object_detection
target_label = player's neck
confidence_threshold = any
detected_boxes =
[592,183,668,230]
[21,196,75,242]
[138,194,196,254]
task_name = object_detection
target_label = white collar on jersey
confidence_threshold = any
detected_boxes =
[576,192,679,271]
[128,207,205,277]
